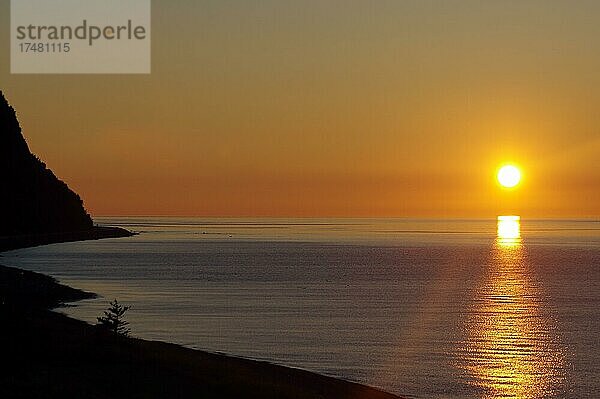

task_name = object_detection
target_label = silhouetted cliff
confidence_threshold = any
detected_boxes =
[0,91,93,235]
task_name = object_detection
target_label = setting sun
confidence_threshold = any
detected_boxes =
[497,165,521,188]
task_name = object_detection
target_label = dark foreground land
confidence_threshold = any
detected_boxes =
[0,254,401,399]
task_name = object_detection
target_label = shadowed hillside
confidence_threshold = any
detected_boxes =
[0,91,93,235]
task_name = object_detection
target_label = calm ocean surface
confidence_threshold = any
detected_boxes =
[3,218,599,398]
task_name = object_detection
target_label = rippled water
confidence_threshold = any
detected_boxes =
[2,218,599,398]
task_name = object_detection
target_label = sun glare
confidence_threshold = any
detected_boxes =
[497,165,521,188]
[497,215,521,239]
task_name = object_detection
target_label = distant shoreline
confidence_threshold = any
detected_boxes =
[0,230,402,399]
[0,225,134,252]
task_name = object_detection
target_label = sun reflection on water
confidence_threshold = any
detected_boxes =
[497,216,521,247]
[459,217,565,398]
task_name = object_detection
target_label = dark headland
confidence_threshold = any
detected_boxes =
[0,90,132,252]
[0,91,402,399]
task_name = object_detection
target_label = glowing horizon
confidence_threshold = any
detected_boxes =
[1,2,599,218]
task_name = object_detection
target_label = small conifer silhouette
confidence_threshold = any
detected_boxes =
[97,299,131,336]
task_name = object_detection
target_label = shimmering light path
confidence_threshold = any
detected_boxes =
[459,217,566,398]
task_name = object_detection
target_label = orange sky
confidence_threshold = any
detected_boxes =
[1,1,599,217]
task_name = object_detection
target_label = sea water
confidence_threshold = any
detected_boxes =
[2,218,599,398]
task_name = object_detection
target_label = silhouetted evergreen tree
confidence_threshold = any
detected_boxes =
[0,91,93,235]
[97,299,131,336]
